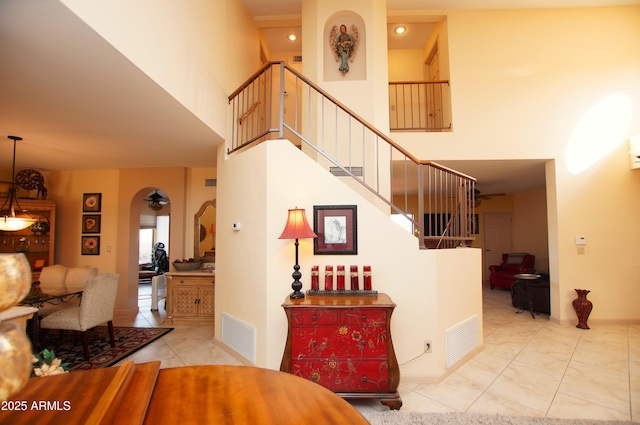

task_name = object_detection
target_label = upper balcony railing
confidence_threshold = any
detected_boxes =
[228,61,474,248]
[389,81,451,132]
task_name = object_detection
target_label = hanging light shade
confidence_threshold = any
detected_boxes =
[0,136,37,232]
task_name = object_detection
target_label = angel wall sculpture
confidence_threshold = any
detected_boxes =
[330,24,359,75]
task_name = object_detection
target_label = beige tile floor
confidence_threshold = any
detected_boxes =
[118,282,639,422]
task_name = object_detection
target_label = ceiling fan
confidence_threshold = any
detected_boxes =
[144,190,169,211]
[474,189,506,206]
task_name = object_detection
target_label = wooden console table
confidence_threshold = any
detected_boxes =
[163,271,215,326]
[0,362,368,425]
[280,293,402,409]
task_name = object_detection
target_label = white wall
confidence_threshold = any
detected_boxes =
[513,188,549,273]
[303,0,390,130]
[392,7,640,324]
[216,139,483,379]
[61,0,262,138]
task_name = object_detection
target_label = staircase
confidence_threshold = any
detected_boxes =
[227,61,476,249]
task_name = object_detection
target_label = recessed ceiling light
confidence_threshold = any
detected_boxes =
[288,34,297,41]
[394,26,406,35]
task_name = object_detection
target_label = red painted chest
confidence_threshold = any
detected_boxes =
[280,294,402,409]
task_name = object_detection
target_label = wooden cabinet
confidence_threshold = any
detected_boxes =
[165,272,215,325]
[280,293,402,409]
[0,199,55,281]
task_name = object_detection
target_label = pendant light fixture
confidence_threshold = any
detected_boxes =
[0,136,38,231]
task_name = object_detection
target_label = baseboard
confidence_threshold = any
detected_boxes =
[213,336,254,366]
[400,344,485,385]
[114,305,139,317]
[553,316,640,326]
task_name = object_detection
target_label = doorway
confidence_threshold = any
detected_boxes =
[139,189,171,271]
[137,188,171,318]
[483,212,512,281]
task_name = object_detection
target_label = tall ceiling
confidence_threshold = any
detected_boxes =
[0,0,220,173]
[1,0,637,193]
[243,0,639,17]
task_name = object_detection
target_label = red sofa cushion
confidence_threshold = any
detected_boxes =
[489,253,535,289]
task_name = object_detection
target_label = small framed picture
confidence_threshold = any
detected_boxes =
[83,193,102,212]
[82,214,101,234]
[81,236,100,255]
[33,258,47,271]
[313,205,358,255]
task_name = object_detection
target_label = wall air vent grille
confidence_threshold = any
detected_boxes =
[330,166,363,177]
[205,179,217,187]
[221,312,256,364]
[445,314,479,369]
[293,55,302,63]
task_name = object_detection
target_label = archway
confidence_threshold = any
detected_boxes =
[136,187,172,317]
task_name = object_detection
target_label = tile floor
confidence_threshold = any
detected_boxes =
[117,282,639,422]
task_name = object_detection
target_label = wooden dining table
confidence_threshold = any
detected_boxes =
[0,361,369,425]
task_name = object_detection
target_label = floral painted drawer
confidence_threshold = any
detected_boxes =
[291,307,389,359]
[281,294,402,410]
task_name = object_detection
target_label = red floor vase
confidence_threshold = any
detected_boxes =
[572,289,592,329]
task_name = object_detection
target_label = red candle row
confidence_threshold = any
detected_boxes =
[310,265,372,291]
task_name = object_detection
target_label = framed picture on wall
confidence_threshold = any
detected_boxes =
[83,193,102,212]
[82,214,101,234]
[313,205,357,255]
[81,236,100,255]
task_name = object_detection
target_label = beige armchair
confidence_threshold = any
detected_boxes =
[40,273,119,360]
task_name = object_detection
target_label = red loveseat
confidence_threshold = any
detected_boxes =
[488,253,535,290]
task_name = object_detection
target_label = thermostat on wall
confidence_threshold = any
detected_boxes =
[232,222,241,231]
[575,236,587,245]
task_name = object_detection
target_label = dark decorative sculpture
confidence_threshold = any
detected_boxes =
[152,242,170,274]
[572,289,593,329]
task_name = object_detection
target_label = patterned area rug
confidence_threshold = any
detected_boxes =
[38,326,173,371]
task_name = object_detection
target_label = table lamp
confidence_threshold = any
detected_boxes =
[278,208,317,299]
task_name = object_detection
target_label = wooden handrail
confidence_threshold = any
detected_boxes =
[280,64,474,182]
[228,61,274,101]
[228,62,474,181]
[238,101,260,125]
[227,62,477,248]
